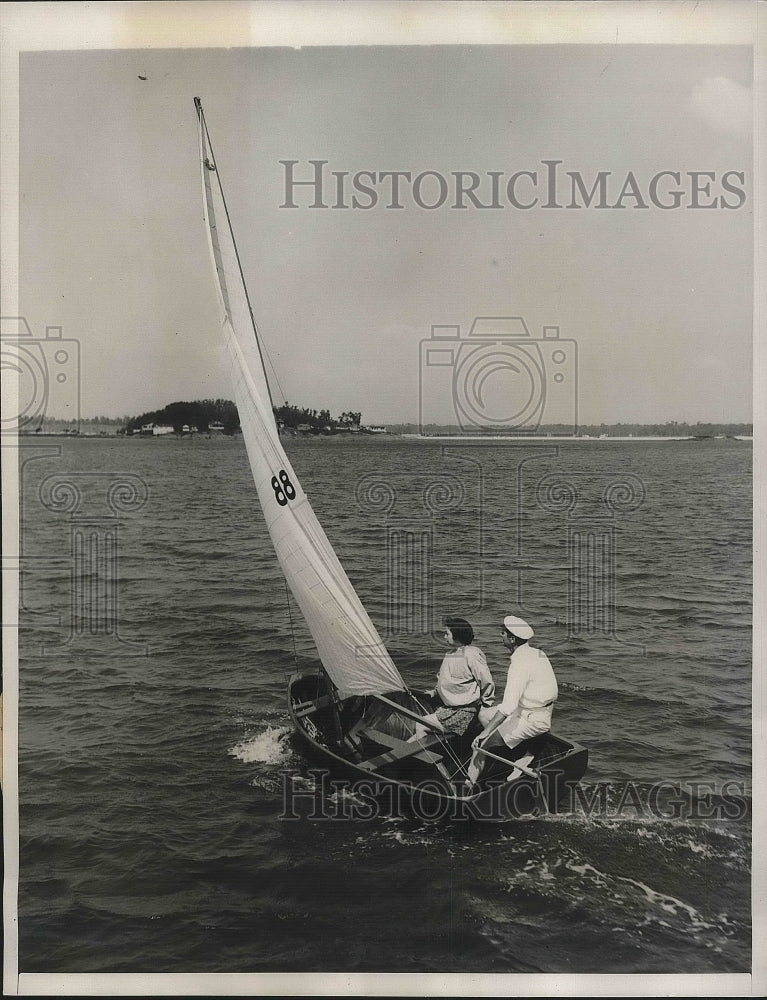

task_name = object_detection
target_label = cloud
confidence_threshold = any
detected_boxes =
[690,77,752,138]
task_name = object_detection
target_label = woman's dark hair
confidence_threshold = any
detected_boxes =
[444,616,474,646]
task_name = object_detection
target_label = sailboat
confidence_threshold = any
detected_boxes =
[194,98,587,821]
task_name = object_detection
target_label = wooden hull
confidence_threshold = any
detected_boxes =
[287,670,588,823]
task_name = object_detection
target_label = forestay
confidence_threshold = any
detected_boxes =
[195,99,405,700]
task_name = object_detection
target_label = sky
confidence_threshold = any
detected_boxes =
[16,25,754,426]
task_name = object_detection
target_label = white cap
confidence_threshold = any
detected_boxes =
[503,614,534,640]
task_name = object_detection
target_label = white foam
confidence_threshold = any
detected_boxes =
[617,875,716,931]
[566,859,610,885]
[228,726,291,764]
[289,775,318,791]
[687,838,709,856]
[328,787,367,807]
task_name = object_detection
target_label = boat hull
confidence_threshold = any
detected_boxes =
[286,670,588,823]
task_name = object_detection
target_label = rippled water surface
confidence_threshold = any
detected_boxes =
[16,435,751,973]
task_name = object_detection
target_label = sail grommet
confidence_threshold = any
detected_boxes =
[204,157,216,172]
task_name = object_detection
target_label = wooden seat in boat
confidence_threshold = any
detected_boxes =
[354,725,459,784]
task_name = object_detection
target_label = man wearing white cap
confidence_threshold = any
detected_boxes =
[467,614,558,784]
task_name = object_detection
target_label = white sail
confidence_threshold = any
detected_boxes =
[195,100,405,700]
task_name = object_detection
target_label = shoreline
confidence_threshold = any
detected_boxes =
[16,431,753,443]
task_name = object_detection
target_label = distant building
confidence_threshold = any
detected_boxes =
[138,422,174,437]
[209,421,225,433]
[366,425,387,434]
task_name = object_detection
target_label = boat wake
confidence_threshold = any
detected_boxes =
[228,726,292,764]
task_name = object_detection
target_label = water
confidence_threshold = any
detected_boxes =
[15,435,751,973]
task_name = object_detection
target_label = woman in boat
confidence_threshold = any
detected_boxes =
[411,616,495,740]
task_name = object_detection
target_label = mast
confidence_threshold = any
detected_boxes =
[194,97,278,426]
[194,98,406,701]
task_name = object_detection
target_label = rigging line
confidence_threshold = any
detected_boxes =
[439,744,470,780]
[196,100,286,422]
[284,577,299,671]
[408,689,471,777]
[534,749,571,768]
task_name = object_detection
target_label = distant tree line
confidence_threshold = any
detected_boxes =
[125,399,240,434]
[580,421,753,437]
[124,400,364,434]
[398,420,753,437]
[29,415,128,432]
[273,403,362,431]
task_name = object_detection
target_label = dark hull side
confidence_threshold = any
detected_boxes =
[286,671,588,823]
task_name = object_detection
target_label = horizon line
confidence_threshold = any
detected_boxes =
[37,415,755,427]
